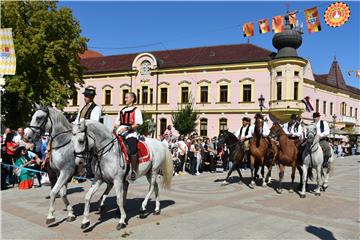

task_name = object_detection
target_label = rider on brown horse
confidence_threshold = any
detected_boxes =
[234,117,252,168]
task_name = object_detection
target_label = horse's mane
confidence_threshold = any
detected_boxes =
[85,120,114,144]
[223,130,238,144]
[48,107,72,130]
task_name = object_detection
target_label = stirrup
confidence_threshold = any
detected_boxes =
[130,171,137,181]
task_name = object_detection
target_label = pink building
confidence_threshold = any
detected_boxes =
[65,22,360,138]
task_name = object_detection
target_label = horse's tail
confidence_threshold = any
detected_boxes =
[161,147,173,190]
[307,167,314,181]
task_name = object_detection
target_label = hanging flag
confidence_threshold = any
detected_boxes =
[301,96,314,112]
[324,2,350,27]
[288,12,297,28]
[272,15,284,33]
[243,22,254,37]
[0,28,16,76]
[304,7,321,33]
[258,19,270,34]
[356,70,360,78]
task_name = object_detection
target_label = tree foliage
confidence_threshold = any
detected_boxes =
[172,103,198,136]
[1,1,87,128]
[137,112,155,136]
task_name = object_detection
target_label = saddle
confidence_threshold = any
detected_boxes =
[113,133,151,165]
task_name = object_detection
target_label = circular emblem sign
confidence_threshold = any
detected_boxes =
[324,2,350,27]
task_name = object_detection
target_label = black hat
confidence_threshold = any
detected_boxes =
[242,117,251,122]
[83,88,96,97]
[290,114,297,120]
[313,112,320,118]
[254,113,263,120]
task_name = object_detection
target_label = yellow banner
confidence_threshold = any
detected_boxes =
[258,19,270,34]
[272,15,284,33]
[304,7,322,33]
[0,28,16,76]
[243,22,254,37]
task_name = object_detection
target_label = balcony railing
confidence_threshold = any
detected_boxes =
[339,116,357,125]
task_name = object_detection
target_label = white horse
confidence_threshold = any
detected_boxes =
[300,125,326,198]
[72,120,173,230]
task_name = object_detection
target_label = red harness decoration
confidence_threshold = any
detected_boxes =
[113,133,150,165]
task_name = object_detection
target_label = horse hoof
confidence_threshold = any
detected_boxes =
[139,210,146,219]
[153,210,161,215]
[289,189,294,193]
[300,194,306,198]
[46,218,55,225]
[321,185,328,192]
[315,192,321,196]
[262,183,267,188]
[81,221,90,229]
[221,181,229,186]
[67,215,76,222]
[277,189,282,194]
[116,223,126,231]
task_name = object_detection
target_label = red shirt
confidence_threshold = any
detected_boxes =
[6,142,17,155]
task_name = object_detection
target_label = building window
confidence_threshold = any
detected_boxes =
[243,84,252,102]
[355,108,358,119]
[220,85,228,102]
[316,99,319,112]
[137,89,140,103]
[330,102,333,115]
[294,71,299,76]
[160,88,168,104]
[277,71,282,77]
[160,118,167,135]
[150,88,153,104]
[293,82,298,100]
[181,87,189,103]
[71,91,78,106]
[340,102,346,116]
[219,118,227,133]
[323,101,326,115]
[122,89,129,105]
[200,118,208,137]
[350,107,353,117]
[142,86,148,104]
[200,86,208,103]
[276,82,282,100]
[105,90,111,105]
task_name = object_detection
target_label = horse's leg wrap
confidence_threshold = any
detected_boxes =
[130,155,138,180]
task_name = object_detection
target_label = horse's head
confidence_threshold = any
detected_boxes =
[72,121,95,173]
[24,104,52,142]
[269,123,284,140]
[254,114,264,134]
[217,130,228,146]
[305,124,317,143]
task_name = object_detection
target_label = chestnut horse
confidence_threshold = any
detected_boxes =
[249,117,277,188]
[269,123,302,194]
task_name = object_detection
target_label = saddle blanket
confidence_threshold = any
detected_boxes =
[114,134,151,165]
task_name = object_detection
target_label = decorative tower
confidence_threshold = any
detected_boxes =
[268,14,307,122]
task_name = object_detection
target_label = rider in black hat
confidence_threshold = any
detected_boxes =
[312,112,331,167]
[75,87,102,123]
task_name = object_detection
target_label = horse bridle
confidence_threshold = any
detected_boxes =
[28,107,53,137]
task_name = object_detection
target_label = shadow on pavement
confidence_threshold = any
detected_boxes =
[70,197,175,232]
[305,225,336,240]
[67,186,84,195]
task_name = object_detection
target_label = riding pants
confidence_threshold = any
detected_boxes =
[319,139,331,158]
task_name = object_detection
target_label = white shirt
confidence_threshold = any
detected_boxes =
[316,120,330,138]
[283,122,303,138]
[115,106,143,139]
[13,134,26,147]
[177,140,187,156]
[234,125,253,139]
[75,103,102,123]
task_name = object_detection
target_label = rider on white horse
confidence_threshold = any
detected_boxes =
[74,87,102,178]
[74,88,102,122]
[114,92,143,181]
[312,112,331,168]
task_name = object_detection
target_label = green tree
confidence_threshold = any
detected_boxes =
[137,112,154,136]
[1,1,87,128]
[172,103,198,136]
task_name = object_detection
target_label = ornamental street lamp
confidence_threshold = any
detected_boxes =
[332,114,337,142]
[258,94,265,114]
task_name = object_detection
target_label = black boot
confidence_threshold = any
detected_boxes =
[323,156,329,168]
[130,155,138,181]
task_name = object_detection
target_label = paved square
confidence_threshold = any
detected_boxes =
[2,156,359,239]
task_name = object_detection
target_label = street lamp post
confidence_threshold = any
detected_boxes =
[258,94,265,114]
[332,114,337,142]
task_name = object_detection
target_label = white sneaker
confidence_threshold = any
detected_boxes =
[196,172,200,175]
[175,173,179,176]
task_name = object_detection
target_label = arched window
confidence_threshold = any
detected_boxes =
[200,118,208,137]
[219,118,227,134]
[102,85,113,106]
[340,102,346,116]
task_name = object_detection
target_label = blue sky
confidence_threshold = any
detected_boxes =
[59,1,359,88]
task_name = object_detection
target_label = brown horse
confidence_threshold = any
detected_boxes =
[268,123,302,193]
[217,130,246,185]
[249,117,277,188]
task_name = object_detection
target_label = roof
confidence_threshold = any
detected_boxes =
[313,59,360,96]
[80,44,274,74]
[79,50,103,59]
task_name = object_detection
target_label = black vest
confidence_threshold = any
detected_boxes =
[239,125,250,137]
[320,120,324,133]
[80,102,97,120]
